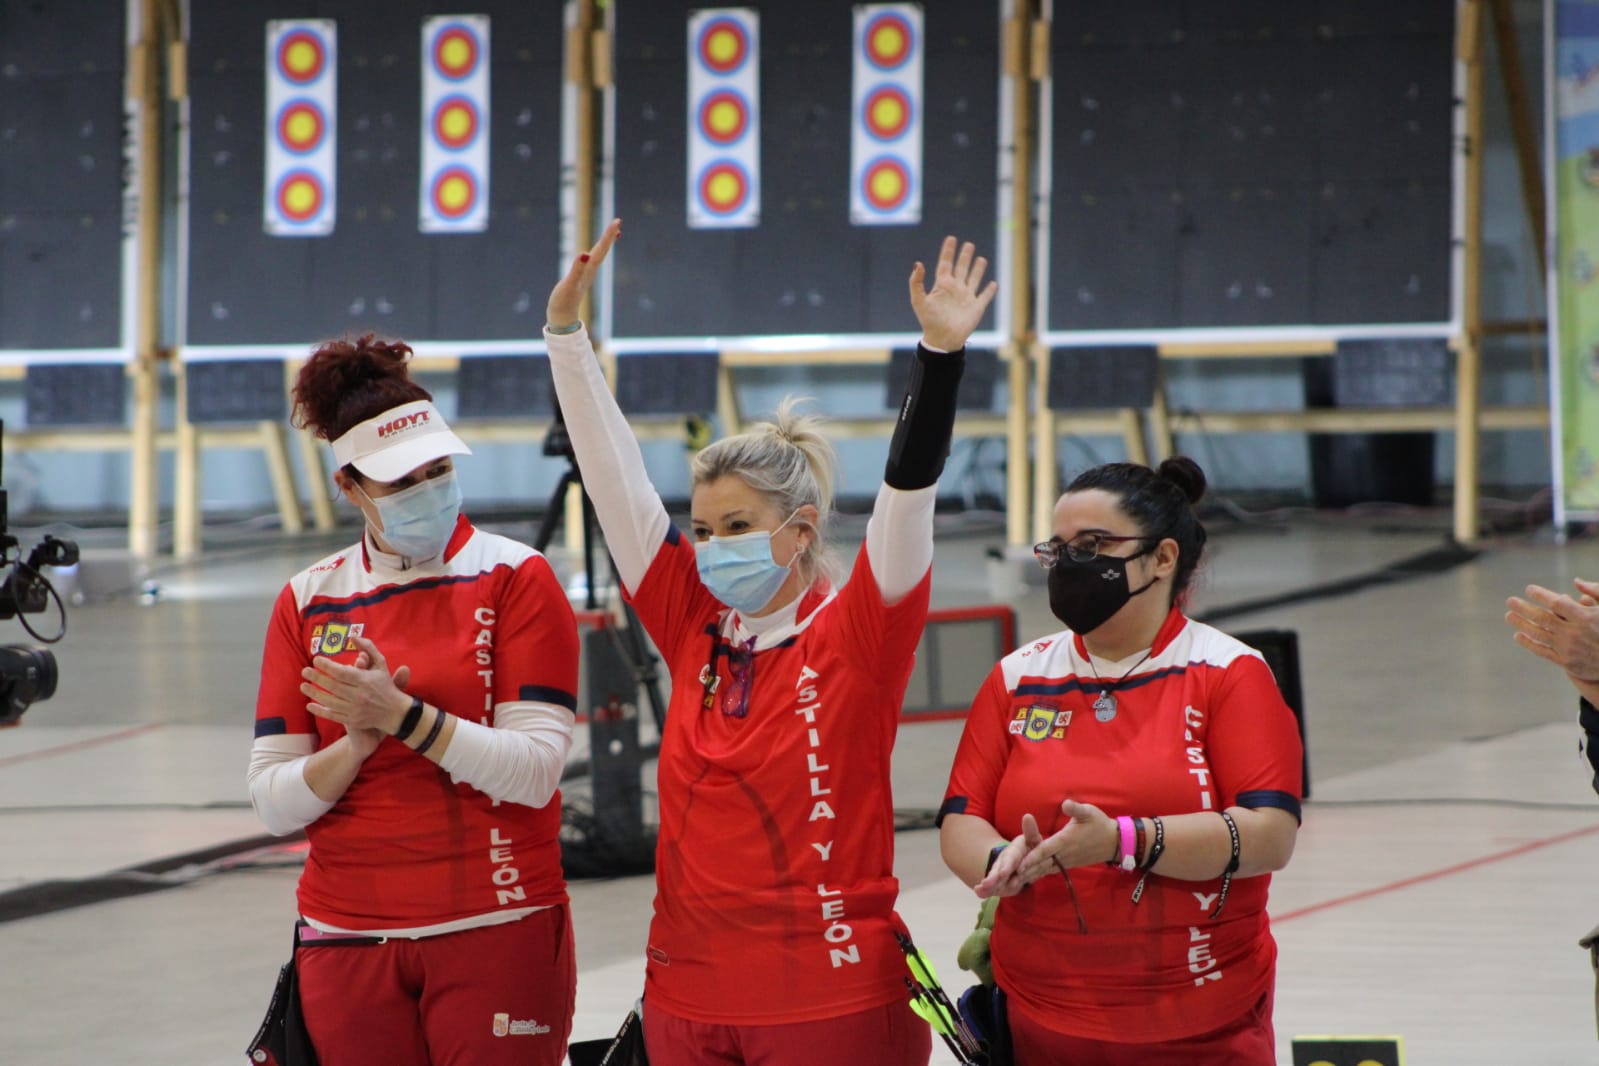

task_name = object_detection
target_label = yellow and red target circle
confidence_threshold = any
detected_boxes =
[862,85,913,141]
[698,160,751,216]
[276,29,328,85]
[276,100,327,155]
[432,94,480,151]
[698,89,750,146]
[861,156,912,213]
[432,23,482,81]
[275,169,325,223]
[431,166,479,219]
[697,17,750,75]
[863,12,914,71]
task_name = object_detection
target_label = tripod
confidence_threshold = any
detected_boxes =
[534,404,668,736]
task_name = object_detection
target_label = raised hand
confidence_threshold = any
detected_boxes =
[547,217,622,329]
[908,235,999,352]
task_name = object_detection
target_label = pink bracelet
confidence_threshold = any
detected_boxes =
[1114,815,1137,872]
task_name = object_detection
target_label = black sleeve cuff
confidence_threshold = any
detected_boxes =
[883,344,966,490]
[1582,699,1599,795]
[1235,789,1304,825]
[935,795,969,829]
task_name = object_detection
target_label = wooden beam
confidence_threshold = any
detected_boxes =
[1004,0,1040,547]
[128,0,165,558]
[1158,338,1338,359]
[1488,0,1546,275]
[1161,404,1545,434]
[1455,0,1487,544]
[719,347,892,367]
[1483,317,1547,336]
[1031,346,1056,544]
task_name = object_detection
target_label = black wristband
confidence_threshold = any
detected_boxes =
[393,696,425,742]
[883,345,966,490]
[984,843,1008,876]
[413,705,446,756]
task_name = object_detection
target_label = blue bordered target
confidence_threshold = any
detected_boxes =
[698,88,752,147]
[276,28,329,85]
[276,99,327,155]
[862,12,914,72]
[860,155,913,214]
[430,165,480,220]
[431,94,480,151]
[275,169,326,223]
[697,160,752,216]
[862,84,913,142]
[432,22,483,82]
[697,16,750,76]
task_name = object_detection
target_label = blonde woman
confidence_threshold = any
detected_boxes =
[545,220,996,1065]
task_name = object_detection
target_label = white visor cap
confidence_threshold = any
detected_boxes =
[330,399,472,483]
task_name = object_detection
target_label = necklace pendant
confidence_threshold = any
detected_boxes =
[1093,691,1117,722]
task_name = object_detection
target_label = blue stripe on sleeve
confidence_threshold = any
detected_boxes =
[935,795,969,828]
[519,685,578,712]
[1236,789,1302,824]
[254,716,288,738]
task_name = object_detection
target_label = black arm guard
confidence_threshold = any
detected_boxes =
[883,345,966,490]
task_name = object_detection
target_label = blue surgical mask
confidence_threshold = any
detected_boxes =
[362,471,462,560]
[695,513,800,614]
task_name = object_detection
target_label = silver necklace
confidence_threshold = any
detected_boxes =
[1086,646,1154,722]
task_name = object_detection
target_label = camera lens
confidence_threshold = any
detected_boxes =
[0,644,56,724]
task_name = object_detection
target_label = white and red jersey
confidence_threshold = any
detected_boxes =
[254,515,579,930]
[941,607,1303,1042]
[628,528,929,1025]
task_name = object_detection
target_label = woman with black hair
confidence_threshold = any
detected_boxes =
[938,457,1303,1065]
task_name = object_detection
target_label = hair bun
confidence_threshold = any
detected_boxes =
[1157,455,1207,505]
[292,333,425,441]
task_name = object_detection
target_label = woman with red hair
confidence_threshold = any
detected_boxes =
[247,334,580,1066]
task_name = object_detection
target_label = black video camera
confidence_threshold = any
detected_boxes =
[0,423,75,726]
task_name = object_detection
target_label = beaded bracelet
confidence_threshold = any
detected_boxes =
[1130,815,1165,905]
[1210,810,1242,918]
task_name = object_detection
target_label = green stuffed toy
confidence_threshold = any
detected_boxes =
[955,895,999,988]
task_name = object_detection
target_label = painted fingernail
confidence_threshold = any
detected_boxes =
[579,253,590,263]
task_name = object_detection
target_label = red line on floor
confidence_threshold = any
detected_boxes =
[1274,821,1599,924]
[0,723,164,769]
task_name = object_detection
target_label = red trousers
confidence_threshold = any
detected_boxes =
[296,905,575,1066]
[1009,986,1276,1066]
[643,997,933,1066]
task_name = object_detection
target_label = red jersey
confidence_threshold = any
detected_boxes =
[627,526,930,1024]
[940,607,1303,1042]
[254,516,579,930]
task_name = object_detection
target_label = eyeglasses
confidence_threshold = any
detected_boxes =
[1033,533,1151,569]
[700,636,757,719]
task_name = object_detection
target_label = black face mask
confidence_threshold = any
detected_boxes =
[1047,543,1159,634]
